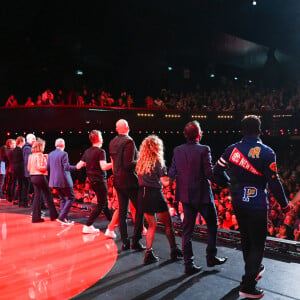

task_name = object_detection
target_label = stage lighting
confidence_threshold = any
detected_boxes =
[76,70,83,75]
[210,73,215,78]
[168,66,173,71]
[234,77,238,80]
[252,1,257,5]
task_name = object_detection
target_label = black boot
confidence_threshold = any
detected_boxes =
[170,246,183,260]
[143,248,159,265]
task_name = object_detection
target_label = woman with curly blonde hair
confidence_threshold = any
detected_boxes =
[136,135,182,264]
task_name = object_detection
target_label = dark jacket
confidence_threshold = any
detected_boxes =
[47,148,76,188]
[213,136,288,210]
[168,141,214,207]
[11,147,24,176]
[22,143,32,178]
[109,134,138,189]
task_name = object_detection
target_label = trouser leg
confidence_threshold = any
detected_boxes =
[199,203,218,258]
[86,181,108,226]
[182,203,197,266]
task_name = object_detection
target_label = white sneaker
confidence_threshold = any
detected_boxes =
[56,218,74,226]
[82,225,100,234]
[143,227,148,236]
[105,228,117,239]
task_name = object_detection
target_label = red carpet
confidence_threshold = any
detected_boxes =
[0,213,118,300]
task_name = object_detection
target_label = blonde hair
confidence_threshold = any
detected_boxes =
[32,138,45,153]
[136,135,165,175]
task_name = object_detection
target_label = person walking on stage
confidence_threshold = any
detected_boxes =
[22,133,36,206]
[77,130,112,233]
[47,138,77,225]
[136,135,182,264]
[213,115,290,299]
[27,139,58,223]
[168,121,227,275]
[109,119,145,251]
[10,136,26,206]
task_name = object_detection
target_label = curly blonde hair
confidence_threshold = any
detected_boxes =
[136,135,165,175]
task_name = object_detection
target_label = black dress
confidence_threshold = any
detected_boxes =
[138,161,168,214]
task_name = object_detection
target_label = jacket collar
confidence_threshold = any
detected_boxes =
[186,140,199,145]
[242,136,262,143]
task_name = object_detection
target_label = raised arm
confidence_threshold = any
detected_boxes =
[76,160,86,169]
[62,152,77,172]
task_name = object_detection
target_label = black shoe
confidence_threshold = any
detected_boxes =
[143,249,159,265]
[184,264,202,275]
[32,218,45,223]
[121,240,130,251]
[207,256,228,267]
[255,264,265,281]
[170,246,183,260]
[239,286,264,299]
[131,241,146,252]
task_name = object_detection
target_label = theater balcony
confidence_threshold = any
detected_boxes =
[0,106,299,137]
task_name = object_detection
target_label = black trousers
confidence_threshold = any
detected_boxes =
[182,202,218,266]
[22,177,31,206]
[0,174,5,198]
[30,175,58,222]
[86,181,111,226]
[11,172,25,205]
[6,172,16,201]
[115,187,144,244]
[233,205,267,289]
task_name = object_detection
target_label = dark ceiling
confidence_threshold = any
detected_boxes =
[1,0,299,95]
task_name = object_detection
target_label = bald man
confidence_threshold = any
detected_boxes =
[109,119,145,251]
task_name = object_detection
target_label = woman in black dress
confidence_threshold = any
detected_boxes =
[136,135,182,264]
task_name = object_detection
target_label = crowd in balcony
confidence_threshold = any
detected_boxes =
[3,83,300,112]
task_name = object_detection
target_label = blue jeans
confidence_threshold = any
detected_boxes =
[56,187,76,220]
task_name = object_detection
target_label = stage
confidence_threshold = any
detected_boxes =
[0,201,299,300]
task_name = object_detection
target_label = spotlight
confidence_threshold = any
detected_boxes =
[210,73,215,78]
[168,66,173,71]
[252,0,257,5]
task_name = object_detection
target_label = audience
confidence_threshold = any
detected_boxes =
[1,79,299,241]
[2,80,300,111]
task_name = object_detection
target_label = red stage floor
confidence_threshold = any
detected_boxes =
[0,213,118,300]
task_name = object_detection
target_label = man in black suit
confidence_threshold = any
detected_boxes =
[109,119,145,251]
[10,136,26,206]
[169,121,227,275]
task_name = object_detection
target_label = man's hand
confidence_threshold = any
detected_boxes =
[282,205,291,214]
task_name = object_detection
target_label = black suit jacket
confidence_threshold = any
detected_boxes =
[109,134,138,189]
[168,141,214,207]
